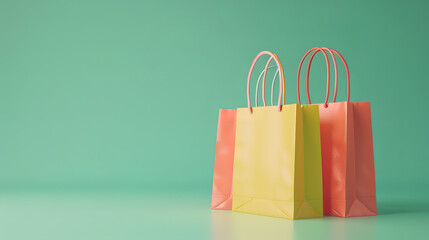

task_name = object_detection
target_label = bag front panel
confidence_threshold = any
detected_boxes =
[318,102,377,217]
[232,105,298,219]
[318,102,348,216]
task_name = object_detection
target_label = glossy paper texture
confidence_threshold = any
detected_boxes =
[211,109,237,210]
[319,101,377,217]
[232,104,323,219]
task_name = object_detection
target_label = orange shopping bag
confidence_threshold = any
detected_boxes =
[211,56,282,210]
[297,47,377,217]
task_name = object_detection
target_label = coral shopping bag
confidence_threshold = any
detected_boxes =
[211,56,282,210]
[232,51,323,219]
[297,47,377,217]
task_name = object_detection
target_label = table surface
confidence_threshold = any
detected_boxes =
[0,191,427,240]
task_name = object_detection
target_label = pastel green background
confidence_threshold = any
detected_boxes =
[0,0,428,239]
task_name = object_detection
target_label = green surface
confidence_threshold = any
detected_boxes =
[0,192,428,240]
[0,0,428,239]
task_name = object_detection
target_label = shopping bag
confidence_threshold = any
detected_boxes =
[232,51,323,219]
[211,57,282,210]
[297,47,377,217]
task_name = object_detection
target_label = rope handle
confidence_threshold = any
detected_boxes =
[255,64,281,107]
[297,47,331,107]
[306,48,350,104]
[247,51,284,113]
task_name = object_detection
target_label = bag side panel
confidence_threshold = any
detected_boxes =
[211,109,237,210]
[345,102,377,217]
[294,105,323,219]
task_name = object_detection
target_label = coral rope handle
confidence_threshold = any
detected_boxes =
[306,47,338,104]
[297,47,331,107]
[306,48,350,104]
[247,51,284,113]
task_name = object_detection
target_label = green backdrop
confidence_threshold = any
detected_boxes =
[1,0,428,197]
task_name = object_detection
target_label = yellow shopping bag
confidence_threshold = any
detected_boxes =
[232,51,323,219]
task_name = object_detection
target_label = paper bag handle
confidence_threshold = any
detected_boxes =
[247,51,284,113]
[254,64,281,107]
[306,48,350,104]
[297,47,331,107]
